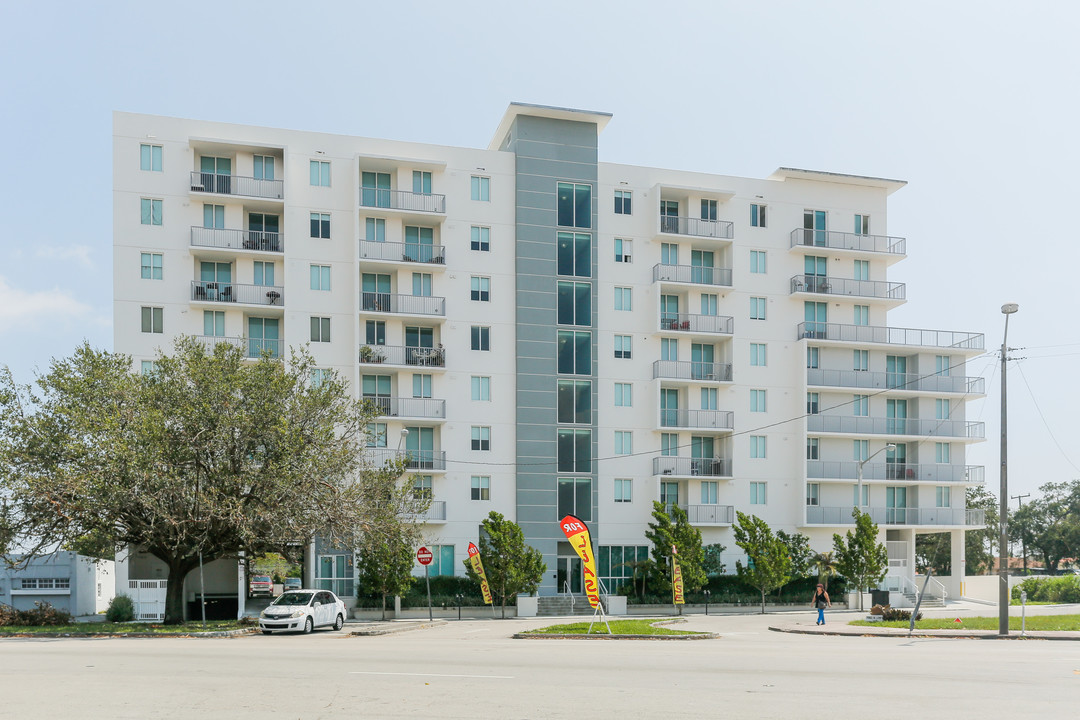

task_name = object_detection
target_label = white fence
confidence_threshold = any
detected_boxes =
[128,579,167,622]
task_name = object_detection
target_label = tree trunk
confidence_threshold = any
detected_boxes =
[164,560,196,625]
[380,592,387,621]
[760,588,766,614]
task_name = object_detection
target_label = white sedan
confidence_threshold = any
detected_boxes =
[259,589,346,634]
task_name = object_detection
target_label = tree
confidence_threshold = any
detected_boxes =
[1012,481,1080,573]
[811,550,838,590]
[0,339,422,623]
[462,511,545,618]
[644,502,707,595]
[357,532,415,621]
[776,530,812,580]
[702,543,727,578]
[833,508,888,611]
[915,532,951,575]
[732,511,791,613]
[965,486,999,574]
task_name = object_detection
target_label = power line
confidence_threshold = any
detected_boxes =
[1014,361,1080,475]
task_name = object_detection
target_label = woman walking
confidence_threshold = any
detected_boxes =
[811,583,831,625]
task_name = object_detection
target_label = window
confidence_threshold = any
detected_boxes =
[935,399,951,420]
[614,190,632,215]
[700,481,718,505]
[310,265,331,291]
[557,330,591,374]
[701,387,718,410]
[557,379,591,423]
[471,476,490,501]
[750,250,767,274]
[935,442,951,463]
[365,320,385,346]
[19,578,70,590]
[614,382,632,407]
[853,349,869,371]
[471,376,491,401]
[936,486,951,508]
[614,335,632,359]
[413,170,432,194]
[557,232,591,277]
[557,430,592,473]
[614,478,632,503]
[468,276,491,302]
[614,238,632,263]
[140,252,162,280]
[471,226,490,251]
[660,481,679,506]
[140,143,162,172]
[412,475,433,500]
[807,392,820,414]
[471,426,491,451]
[253,261,274,286]
[310,213,331,239]
[556,282,591,326]
[750,436,766,459]
[310,316,331,342]
[310,368,328,388]
[750,343,767,367]
[853,305,869,326]
[750,482,767,505]
[854,439,869,461]
[660,433,679,456]
[853,394,869,417]
[428,545,457,577]
[203,310,224,337]
[614,286,632,311]
[140,360,158,376]
[750,297,766,320]
[807,438,819,460]
[661,242,678,265]
[660,338,677,361]
[366,423,387,448]
[558,477,592,521]
[202,204,224,229]
[470,175,490,201]
[557,182,591,228]
[701,294,718,316]
[804,482,820,507]
[936,356,951,376]
[614,431,632,455]
[471,326,490,351]
[807,347,819,369]
[140,198,162,226]
[701,199,718,221]
[750,203,766,228]
[750,389,767,413]
[412,273,432,297]
[253,155,275,180]
[141,306,162,333]
[412,374,432,399]
[855,214,870,235]
[310,160,330,186]
[853,260,869,281]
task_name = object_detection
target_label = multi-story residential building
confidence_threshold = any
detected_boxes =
[113,103,984,611]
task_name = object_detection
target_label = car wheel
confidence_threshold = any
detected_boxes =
[334,614,344,631]
[303,616,313,634]
[262,630,272,635]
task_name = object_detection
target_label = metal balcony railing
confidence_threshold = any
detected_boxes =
[360,292,445,316]
[360,188,446,214]
[659,409,734,431]
[409,500,447,522]
[790,275,905,301]
[658,313,734,334]
[358,240,446,265]
[193,335,246,353]
[653,263,733,287]
[805,461,985,484]
[796,322,985,350]
[246,338,282,359]
[683,504,735,525]
[190,171,283,200]
[653,456,733,478]
[807,368,985,394]
[789,228,906,255]
[659,215,734,239]
[191,227,284,253]
[806,506,984,526]
[358,345,446,368]
[191,281,284,306]
[370,448,447,471]
[806,415,986,439]
[361,396,446,419]
[653,360,733,382]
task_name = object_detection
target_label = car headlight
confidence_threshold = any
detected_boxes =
[260,610,269,618]
[289,610,306,618]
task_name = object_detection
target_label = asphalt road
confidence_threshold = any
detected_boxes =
[1,611,1076,719]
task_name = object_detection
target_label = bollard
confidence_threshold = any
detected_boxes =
[1020,590,1027,636]
[703,589,711,616]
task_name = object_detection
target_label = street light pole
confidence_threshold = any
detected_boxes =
[999,302,1019,637]
[856,443,897,513]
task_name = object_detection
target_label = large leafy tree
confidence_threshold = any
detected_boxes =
[965,485,999,574]
[357,532,416,621]
[833,508,888,611]
[0,339,422,623]
[463,511,545,618]
[776,530,812,580]
[732,511,791,613]
[644,501,707,595]
[915,532,951,575]
[1012,480,1080,573]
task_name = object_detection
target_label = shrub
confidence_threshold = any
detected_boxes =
[105,594,135,623]
[1012,576,1080,603]
[0,601,74,627]
[880,607,922,622]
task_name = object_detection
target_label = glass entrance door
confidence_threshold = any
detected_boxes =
[556,557,582,594]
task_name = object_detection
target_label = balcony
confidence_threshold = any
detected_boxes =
[189,171,283,200]
[653,456,733,478]
[805,506,984,527]
[191,281,284,307]
[362,396,446,420]
[659,409,734,432]
[659,216,734,239]
[790,275,905,302]
[369,448,447,472]
[807,368,985,395]
[658,313,733,335]
[358,240,446,266]
[409,500,447,523]
[796,322,984,351]
[683,504,735,525]
[806,415,985,439]
[789,228,906,256]
[359,345,445,369]
[806,461,985,484]
[246,338,282,359]
[359,188,446,214]
[193,335,246,353]
[190,227,283,253]
[653,360,732,382]
[653,263,732,287]
[360,292,445,317]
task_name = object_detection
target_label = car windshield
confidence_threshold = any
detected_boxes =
[272,592,312,606]
[253,576,271,583]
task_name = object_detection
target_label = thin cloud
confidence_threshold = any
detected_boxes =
[0,275,94,333]
[34,244,94,269]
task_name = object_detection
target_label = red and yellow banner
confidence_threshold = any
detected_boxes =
[672,560,685,604]
[467,542,493,605]
[559,514,601,609]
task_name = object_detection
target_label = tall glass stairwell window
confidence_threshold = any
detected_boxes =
[405,226,434,262]
[361,171,391,208]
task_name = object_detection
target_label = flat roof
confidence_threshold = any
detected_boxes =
[489,102,612,150]
[769,167,907,194]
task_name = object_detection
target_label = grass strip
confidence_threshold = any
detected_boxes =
[850,614,1080,631]
[1,620,252,635]
[523,619,699,636]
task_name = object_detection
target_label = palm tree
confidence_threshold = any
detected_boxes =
[812,551,838,590]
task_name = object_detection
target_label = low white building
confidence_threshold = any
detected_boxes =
[1,552,114,617]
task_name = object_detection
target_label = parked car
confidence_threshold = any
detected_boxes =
[283,577,302,591]
[248,575,274,597]
[259,590,346,634]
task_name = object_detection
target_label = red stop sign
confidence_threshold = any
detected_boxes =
[416,547,433,566]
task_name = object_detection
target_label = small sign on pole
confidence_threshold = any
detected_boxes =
[417,547,433,622]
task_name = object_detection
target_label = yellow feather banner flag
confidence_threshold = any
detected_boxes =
[467,542,493,605]
[559,515,601,609]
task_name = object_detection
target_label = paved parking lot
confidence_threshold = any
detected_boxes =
[1,610,1076,719]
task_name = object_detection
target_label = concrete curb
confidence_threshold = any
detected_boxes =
[348,620,448,636]
[769,623,1080,641]
[0,628,257,639]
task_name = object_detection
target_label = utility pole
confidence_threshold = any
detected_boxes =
[1011,493,1030,575]
[998,302,1018,637]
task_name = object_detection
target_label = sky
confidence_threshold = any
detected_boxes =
[1,0,1078,502]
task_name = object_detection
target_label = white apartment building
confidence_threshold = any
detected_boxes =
[113,103,985,607]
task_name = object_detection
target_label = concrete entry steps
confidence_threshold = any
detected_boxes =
[536,595,592,616]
